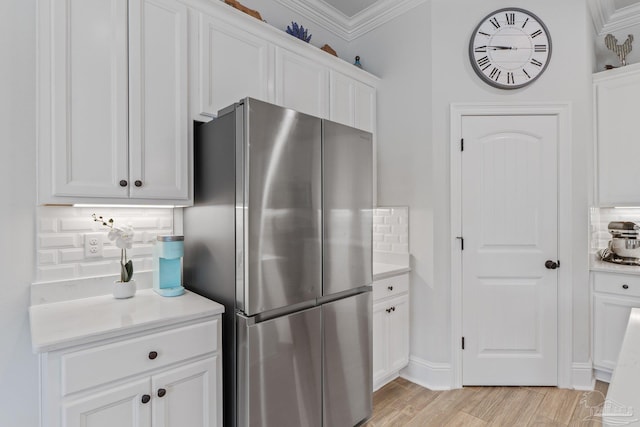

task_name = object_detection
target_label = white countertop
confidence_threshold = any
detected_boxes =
[29,289,224,353]
[604,308,640,426]
[373,262,411,280]
[592,257,640,276]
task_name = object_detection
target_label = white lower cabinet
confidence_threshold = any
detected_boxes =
[372,273,410,390]
[40,318,222,427]
[592,272,640,381]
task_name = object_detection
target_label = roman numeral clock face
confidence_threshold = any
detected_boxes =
[469,8,551,89]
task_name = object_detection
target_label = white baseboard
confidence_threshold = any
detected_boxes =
[400,356,452,390]
[373,371,400,392]
[594,367,612,384]
[572,362,596,390]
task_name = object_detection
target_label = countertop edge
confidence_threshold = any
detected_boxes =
[30,290,224,354]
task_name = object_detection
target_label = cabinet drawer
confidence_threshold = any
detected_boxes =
[62,318,219,395]
[373,274,409,302]
[593,272,640,298]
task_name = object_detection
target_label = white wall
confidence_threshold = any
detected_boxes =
[0,0,39,425]
[354,0,592,388]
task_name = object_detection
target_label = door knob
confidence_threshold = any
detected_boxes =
[545,260,559,270]
[157,388,167,398]
[141,394,151,404]
[119,180,128,187]
[134,180,142,187]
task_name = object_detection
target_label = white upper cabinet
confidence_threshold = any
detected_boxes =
[129,0,189,200]
[275,46,329,118]
[47,0,130,199]
[330,70,376,132]
[38,0,191,205]
[594,63,640,206]
[192,12,272,119]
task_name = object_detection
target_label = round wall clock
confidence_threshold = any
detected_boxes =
[469,8,552,89]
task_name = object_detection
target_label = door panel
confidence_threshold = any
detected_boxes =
[245,99,322,315]
[237,308,322,427]
[64,378,151,427]
[152,357,220,427]
[51,0,129,198]
[323,293,372,426]
[128,0,189,199]
[462,115,558,385]
[323,121,373,296]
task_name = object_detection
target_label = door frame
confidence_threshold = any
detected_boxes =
[450,103,572,389]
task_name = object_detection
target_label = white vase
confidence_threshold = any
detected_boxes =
[113,279,136,299]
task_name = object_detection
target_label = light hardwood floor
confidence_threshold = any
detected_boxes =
[364,378,609,427]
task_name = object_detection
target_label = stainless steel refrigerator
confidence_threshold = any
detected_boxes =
[184,98,372,427]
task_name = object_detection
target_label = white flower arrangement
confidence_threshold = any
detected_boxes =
[92,214,135,282]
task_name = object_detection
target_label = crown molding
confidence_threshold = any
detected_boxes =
[589,0,640,35]
[273,0,427,41]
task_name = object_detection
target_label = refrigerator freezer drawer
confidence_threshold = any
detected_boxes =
[237,307,322,427]
[323,292,373,426]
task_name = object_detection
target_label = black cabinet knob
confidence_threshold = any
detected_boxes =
[119,180,128,187]
[388,286,394,291]
[148,351,158,360]
[386,308,392,313]
[157,388,167,398]
[134,180,142,187]
[623,284,629,290]
[545,260,558,270]
[141,394,151,404]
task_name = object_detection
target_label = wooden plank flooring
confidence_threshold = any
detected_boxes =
[364,378,609,427]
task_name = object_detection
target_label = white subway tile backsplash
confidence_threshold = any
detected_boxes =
[376,225,392,234]
[373,206,409,254]
[79,261,119,277]
[38,250,57,265]
[39,234,78,248]
[36,206,173,283]
[37,265,77,282]
[59,248,85,263]
[384,235,399,243]
[59,217,95,231]
[392,243,409,253]
[375,242,392,251]
[39,218,57,232]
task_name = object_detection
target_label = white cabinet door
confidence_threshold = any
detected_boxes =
[64,379,151,427]
[387,294,409,372]
[329,71,376,133]
[329,71,355,127]
[129,0,189,200]
[593,293,640,372]
[595,66,640,206]
[275,47,328,118]
[354,82,376,133]
[372,301,389,387]
[49,0,129,199]
[194,13,271,119]
[152,357,221,427]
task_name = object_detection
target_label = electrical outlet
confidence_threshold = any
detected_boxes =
[84,233,103,258]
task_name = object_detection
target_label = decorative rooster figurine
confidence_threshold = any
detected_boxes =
[605,34,634,66]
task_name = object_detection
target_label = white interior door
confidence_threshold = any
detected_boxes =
[461,115,558,385]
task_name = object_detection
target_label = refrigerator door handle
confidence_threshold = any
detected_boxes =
[316,285,372,306]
